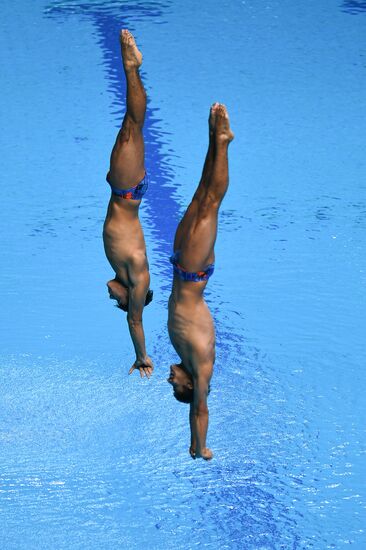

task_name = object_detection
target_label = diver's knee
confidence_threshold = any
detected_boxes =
[124,113,144,131]
[198,193,220,218]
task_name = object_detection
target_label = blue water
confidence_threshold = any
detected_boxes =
[1,1,365,548]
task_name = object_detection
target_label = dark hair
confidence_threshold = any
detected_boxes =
[173,383,211,404]
[116,302,128,312]
[174,386,194,404]
[115,289,154,312]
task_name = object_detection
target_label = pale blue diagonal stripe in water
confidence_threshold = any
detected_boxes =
[0,0,365,549]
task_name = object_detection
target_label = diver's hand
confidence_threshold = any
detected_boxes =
[129,356,154,379]
[195,447,213,461]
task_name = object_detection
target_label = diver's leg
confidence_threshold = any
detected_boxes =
[203,104,233,204]
[193,103,218,198]
[178,104,234,270]
[173,104,218,251]
[107,30,146,188]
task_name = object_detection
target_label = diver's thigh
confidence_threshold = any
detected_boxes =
[179,207,218,269]
[109,125,145,187]
[173,200,198,251]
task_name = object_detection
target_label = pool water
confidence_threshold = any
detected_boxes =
[1,0,365,548]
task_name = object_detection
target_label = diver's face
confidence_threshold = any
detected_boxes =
[167,364,192,392]
[107,282,129,310]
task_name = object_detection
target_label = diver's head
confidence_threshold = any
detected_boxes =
[107,280,129,311]
[107,281,153,312]
[167,363,194,403]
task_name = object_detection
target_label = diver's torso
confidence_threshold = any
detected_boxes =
[103,197,147,285]
[168,282,215,368]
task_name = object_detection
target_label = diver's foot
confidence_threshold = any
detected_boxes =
[120,29,142,70]
[214,104,234,144]
[209,102,219,136]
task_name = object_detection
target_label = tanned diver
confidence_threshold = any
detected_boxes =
[167,103,234,459]
[103,30,153,379]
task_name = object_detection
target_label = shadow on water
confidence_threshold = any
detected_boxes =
[45,0,180,283]
[341,0,366,13]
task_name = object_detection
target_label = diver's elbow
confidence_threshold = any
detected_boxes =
[127,316,143,328]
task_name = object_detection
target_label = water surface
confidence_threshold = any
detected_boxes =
[1,0,365,548]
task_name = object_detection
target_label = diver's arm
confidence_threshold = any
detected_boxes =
[127,270,150,364]
[189,404,197,458]
[191,370,213,460]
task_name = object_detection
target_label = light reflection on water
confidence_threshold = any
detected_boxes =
[341,0,366,14]
[1,0,366,548]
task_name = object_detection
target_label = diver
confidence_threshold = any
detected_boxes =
[103,30,153,379]
[167,103,234,460]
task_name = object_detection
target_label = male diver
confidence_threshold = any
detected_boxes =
[167,103,234,460]
[103,30,153,379]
